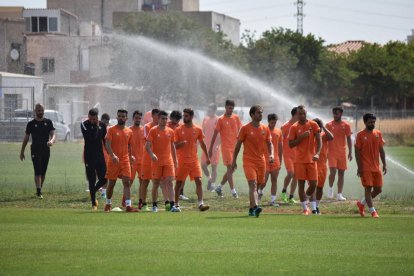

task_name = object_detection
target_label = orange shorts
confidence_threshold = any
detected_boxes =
[294,162,318,181]
[141,163,152,180]
[106,161,131,181]
[360,171,383,187]
[243,161,266,183]
[176,162,202,181]
[221,149,234,166]
[266,158,281,172]
[328,155,347,170]
[152,164,175,179]
[201,148,220,165]
[284,156,295,173]
[317,164,327,188]
[130,162,142,180]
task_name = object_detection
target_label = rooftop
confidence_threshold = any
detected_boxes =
[328,40,365,54]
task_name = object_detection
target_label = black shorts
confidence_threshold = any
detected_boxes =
[31,149,50,176]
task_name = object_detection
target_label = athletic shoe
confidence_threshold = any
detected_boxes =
[121,195,126,208]
[312,210,318,215]
[179,194,190,201]
[316,207,321,215]
[37,193,43,199]
[269,201,280,207]
[141,204,150,212]
[337,194,347,201]
[104,204,111,212]
[152,206,158,213]
[138,202,143,210]
[254,206,262,217]
[302,208,310,215]
[215,186,223,197]
[207,181,215,192]
[92,205,98,211]
[248,209,255,216]
[126,206,139,212]
[356,201,365,217]
[288,198,297,204]
[232,191,239,199]
[327,187,334,199]
[171,206,181,212]
[281,192,288,203]
[371,211,379,218]
[199,204,210,211]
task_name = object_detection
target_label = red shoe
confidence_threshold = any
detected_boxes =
[302,208,310,216]
[126,206,139,212]
[356,201,365,217]
[122,195,126,208]
[104,204,111,212]
[371,211,379,218]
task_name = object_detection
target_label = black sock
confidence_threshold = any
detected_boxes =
[253,205,257,209]
[36,188,41,195]
[289,194,294,199]
[180,189,184,195]
[249,208,253,212]
[139,199,143,204]
[153,202,157,207]
[282,188,287,193]
[170,201,174,207]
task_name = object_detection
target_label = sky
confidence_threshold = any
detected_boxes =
[1,0,413,45]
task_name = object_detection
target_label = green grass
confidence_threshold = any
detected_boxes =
[0,209,413,275]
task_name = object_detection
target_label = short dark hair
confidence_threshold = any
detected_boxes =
[133,110,142,117]
[183,108,194,117]
[297,105,306,112]
[363,113,376,123]
[158,110,168,117]
[170,110,182,120]
[117,109,128,115]
[291,107,298,117]
[332,106,343,113]
[101,113,110,121]
[249,105,262,116]
[151,108,160,115]
[208,103,217,111]
[268,113,278,121]
[225,100,235,107]
[89,108,98,116]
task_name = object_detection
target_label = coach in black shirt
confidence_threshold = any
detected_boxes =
[20,103,56,199]
[81,108,107,210]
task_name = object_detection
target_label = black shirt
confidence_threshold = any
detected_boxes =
[81,120,107,161]
[25,118,55,152]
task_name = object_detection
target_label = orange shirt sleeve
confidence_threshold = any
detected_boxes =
[312,121,320,133]
[236,116,242,131]
[215,117,222,132]
[238,126,247,142]
[197,127,204,142]
[379,131,385,147]
[355,132,362,149]
[105,127,113,141]
[288,124,297,141]
[146,128,155,143]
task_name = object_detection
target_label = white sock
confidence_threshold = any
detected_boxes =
[231,188,236,194]
[125,199,131,207]
[337,193,342,197]
[310,201,317,211]
[271,195,276,202]
[361,198,366,205]
[106,198,111,205]
[369,207,376,213]
[101,188,106,194]
[316,200,320,207]
[198,200,204,206]
[301,201,307,210]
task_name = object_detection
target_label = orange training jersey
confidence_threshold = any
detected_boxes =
[103,126,109,162]
[105,126,133,163]
[238,123,271,165]
[142,122,155,165]
[288,120,320,163]
[355,129,385,172]
[202,115,220,150]
[146,126,175,166]
[281,120,296,160]
[174,124,204,164]
[317,132,328,166]
[325,120,352,157]
[265,127,282,164]
[215,114,242,151]
[129,125,144,164]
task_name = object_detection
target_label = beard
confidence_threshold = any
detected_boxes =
[367,125,375,130]
[118,120,125,125]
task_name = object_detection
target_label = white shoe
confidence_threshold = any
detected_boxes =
[179,194,189,201]
[336,194,347,201]
[171,206,181,212]
[327,187,334,199]
[232,191,239,199]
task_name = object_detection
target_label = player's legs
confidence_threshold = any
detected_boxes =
[270,169,279,198]
[174,180,184,206]
[152,179,160,209]
[85,163,97,207]
[211,165,218,184]
[328,167,337,188]
[337,169,345,194]
[248,180,258,208]
[139,179,150,209]
[201,163,210,179]
[105,179,116,207]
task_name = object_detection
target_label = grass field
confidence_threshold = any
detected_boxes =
[0,142,413,275]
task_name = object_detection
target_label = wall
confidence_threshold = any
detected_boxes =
[0,19,25,74]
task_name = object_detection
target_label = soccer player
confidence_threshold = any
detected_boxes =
[20,103,56,199]
[326,106,353,201]
[209,100,242,198]
[232,105,273,217]
[258,113,283,207]
[355,113,387,218]
[145,110,178,212]
[139,109,160,211]
[100,113,110,198]
[288,105,321,215]
[104,109,138,212]
[81,108,107,210]
[174,108,210,212]
[129,111,144,206]
[280,107,298,204]
[312,118,334,214]
[201,103,220,192]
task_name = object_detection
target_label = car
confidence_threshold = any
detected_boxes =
[44,109,71,142]
[72,115,89,139]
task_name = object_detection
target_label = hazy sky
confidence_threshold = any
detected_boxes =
[1,0,413,45]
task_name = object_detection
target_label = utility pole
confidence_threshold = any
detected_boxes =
[295,0,304,35]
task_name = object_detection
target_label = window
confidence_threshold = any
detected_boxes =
[39,17,47,32]
[31,17,38,32]
[215,24,221,32]
[26,16,58,32]
[49,17,58,32]
[41,58,55,74]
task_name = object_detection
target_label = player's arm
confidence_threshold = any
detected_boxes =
[278,140,283,164]
[313,132,321,161]
[379,146,387,175]
[231,140,242,171]
[347,135,353,161]
[200,139,210,165]
[105,139,119,163]
[174,140,186,149]
[267,140,274,163]
[208,129,219,157]
[128,143,135,164]
[171,142,178,168]
[145,140,157,162]
[47,130,56,147]
[289,130,309,148]
[322,125,334,141]
[20,133,30,161]
[354,146,362,177]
